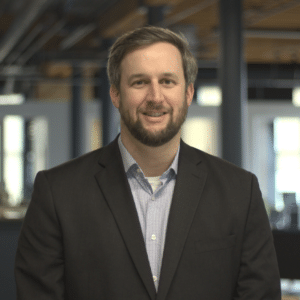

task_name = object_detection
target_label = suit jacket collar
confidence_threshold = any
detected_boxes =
[117,134,180,177]
[96,134,208,300]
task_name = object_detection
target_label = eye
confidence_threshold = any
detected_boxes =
[133,80,145,86]
[162,79,175,85]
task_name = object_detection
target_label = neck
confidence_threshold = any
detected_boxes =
[120,131,180,177]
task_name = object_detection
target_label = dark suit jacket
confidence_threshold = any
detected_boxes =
[15,134,281,300]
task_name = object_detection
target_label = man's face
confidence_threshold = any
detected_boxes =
[110,42,194,147]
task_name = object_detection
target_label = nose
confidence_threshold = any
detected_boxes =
[147,80,164,102]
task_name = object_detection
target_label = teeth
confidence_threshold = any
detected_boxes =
[145,113,164,117]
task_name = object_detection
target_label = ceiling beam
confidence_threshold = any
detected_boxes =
[0,0,53,64]
[17,20,66,66]
[6,23,44,65]
[245,0,300,27]
[157,0,217,27]
[60,24,97,50]
[60,0,121,50]
[212,28,300,40]
[97,0,141,38]
[99,1,149,38]
[34,50,108,66]
[245,29,300,40]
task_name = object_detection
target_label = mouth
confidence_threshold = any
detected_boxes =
[141,111,168,123]
[142,112,167,117]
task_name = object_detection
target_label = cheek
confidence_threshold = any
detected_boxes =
[126,92,145,109]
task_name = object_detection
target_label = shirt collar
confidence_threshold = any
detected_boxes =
[118,135,180,177]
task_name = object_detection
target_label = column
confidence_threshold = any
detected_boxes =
[96,67,120,146]
[219,0,248,167]
[71,65,84,158]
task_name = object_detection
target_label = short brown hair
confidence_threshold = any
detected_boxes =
[107,25,198,94]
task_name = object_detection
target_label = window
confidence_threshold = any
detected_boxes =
[197,85,222,106]
[182,117,218,156]
[0,116,48,214]
[274,117,300,211]
[3,116,24,207]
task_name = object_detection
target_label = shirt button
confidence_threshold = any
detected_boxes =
[151,234,156,240]
[151,196,155,200]
[153,276,157,282]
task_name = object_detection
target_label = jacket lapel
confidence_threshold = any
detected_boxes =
[94,135,208,300]
[94,135,157,300]
[156,139,208,300]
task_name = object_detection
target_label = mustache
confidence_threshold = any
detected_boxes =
[142,101,168,112]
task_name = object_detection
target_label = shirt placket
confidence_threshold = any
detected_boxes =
[146,189,161,289]
[134,168,173,290]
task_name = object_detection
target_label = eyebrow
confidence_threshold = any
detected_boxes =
[128,72,179,83]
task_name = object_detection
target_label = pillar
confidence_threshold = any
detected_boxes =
[71,66,84,158]
[219,0,248,167]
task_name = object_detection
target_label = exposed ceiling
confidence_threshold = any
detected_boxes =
[0,0,300,90]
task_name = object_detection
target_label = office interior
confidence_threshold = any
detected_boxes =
[1,0,300,299]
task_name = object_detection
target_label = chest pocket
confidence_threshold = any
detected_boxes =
[195,235,236,253]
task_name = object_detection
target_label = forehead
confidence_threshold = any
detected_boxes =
[120,42,183,72]
[128,42,181,57]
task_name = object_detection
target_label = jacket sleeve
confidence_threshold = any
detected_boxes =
[233,174,281,299]
[15,171,65,300]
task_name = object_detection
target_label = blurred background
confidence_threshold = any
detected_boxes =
[0,0,300,299]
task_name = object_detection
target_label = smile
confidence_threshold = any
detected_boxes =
[143,112,167,117]
[142,112,167,123]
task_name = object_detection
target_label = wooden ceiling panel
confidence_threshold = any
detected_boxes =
[166,0,217,21]
[249,5,300,29]
[246,38,300,63]
[98,0,141,38]
[101,10,146,39]
[182,4,218,32]
[244,0,294,11]
[244,0,300,28]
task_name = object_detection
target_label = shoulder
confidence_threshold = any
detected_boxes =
[41,137,120,186]
[180,140,255,185]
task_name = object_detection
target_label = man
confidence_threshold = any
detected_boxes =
[15,25,281,299]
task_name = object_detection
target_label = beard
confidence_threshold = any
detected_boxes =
[118,97,189,147]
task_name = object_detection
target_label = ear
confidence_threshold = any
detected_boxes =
[186,83,194,106]
[110,85,120,109]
